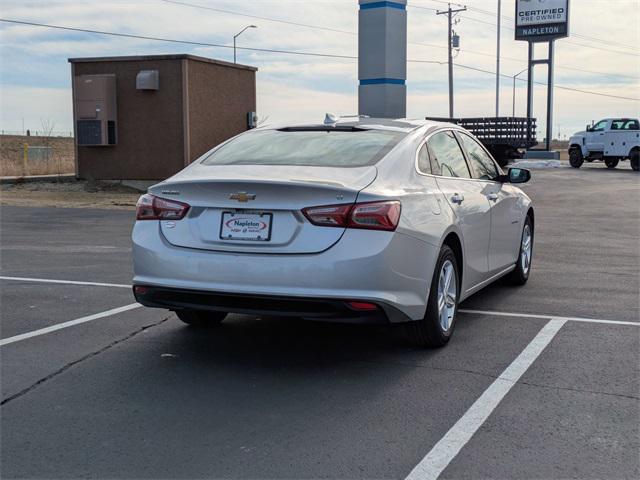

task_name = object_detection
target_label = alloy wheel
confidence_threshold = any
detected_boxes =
[520,224,532,274]
[437,260,457,332]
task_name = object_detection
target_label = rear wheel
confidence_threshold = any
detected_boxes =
[175,309,227,327]
[403,245,459,348]
[630,150,639,171]
[605,158,619,169]
[569,148,584,168]
[507,216,533,285]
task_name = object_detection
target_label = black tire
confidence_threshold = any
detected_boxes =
[630,150,639,171]
[496,158,509,168]
[604,158,619,169]
[175,309,227,327]
[507,216,533,285]
[403,245,459,348]
[569,148,584,168]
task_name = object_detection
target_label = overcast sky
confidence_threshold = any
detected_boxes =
[1,0,638,139]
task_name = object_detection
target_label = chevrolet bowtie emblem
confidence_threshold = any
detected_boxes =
[229,192,256,202]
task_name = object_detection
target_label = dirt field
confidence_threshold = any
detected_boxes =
[0,135,75,177]
[0,180,140,210]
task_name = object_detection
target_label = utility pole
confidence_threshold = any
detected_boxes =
[437,3,466,118]
[495,0,501,117]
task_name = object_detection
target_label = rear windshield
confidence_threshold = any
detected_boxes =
[201,129,406,167]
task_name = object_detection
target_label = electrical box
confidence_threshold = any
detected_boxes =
[452,34,460,49]
[247,111,257,129]
[74,74,117,146]
[136,70,159,90]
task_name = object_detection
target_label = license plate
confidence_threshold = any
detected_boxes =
[220,212,272,241]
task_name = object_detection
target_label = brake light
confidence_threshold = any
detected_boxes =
[349,201,401,231]
[302,200,401,231]
[301,203,352,227]
[136,194,190,220]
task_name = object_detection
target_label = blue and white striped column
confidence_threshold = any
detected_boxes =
[358,0,407,118]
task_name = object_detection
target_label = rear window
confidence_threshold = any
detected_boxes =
[201,129,406,167]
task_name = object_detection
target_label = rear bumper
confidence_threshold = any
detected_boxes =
[132,222,439,322]
[133,285,393,324]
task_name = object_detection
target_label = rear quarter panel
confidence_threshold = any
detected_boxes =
[360,129,454,248]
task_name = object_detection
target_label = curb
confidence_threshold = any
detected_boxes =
[0,174,77,185]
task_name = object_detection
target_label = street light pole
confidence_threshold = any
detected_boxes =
[512,67,528,117]
[233,25,257,63]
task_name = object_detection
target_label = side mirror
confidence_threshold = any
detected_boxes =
[508,167,531,184]
[586,124,592,132]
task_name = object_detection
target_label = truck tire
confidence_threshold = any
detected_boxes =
[631,150,640,171]
[605,158,619,169]
[490,145,510,167]
[569,148,584,168]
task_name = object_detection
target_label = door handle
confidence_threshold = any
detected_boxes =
[487,193,498,201]
[451,193,465,204]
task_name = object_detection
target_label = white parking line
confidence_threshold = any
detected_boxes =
[2,276,637,327]
[0,276,131,289]
[459,308,639,326]
[405,318,567,480]
[0,303,141,347]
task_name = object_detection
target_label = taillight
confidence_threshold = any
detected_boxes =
[301,203,352,227]
[136,194,190,220]
[302,200,401,231]
[349,201,401,231]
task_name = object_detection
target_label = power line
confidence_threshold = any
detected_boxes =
[455,13,640,59]
[0,18,357,60]
[157,0,637,80]
[158,0,355,36]
[411,0,640,51]
[461,11,638,57]
[158,0,449,54]
[409,2,640,57]
[453,63,639,101]
[1,18,637,102]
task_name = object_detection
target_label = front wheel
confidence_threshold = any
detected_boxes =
[604,158,619,169]
[507,216,533,285]
[403,245,459,348]
[630,150,639,171]
[569,148,584,168]
[175,309,227,327]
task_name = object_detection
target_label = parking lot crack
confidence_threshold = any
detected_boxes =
[518,380,640,401]
[354,358,501,381]
[0,316,170,406]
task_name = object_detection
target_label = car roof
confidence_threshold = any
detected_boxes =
[264,117,448,134]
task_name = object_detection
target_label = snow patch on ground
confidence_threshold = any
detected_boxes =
[510,159,564,169]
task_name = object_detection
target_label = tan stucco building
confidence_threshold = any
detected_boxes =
[69,54,257,180]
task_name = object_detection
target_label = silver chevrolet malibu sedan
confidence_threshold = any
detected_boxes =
[132,117,534,347]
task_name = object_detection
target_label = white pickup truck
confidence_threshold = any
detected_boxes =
[569,118,639,171]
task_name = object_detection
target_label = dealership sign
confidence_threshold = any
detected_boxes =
[515,0,570,42]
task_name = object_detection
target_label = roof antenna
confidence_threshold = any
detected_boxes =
[324,113,339,125]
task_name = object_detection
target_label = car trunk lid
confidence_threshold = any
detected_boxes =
[150,164,377,254]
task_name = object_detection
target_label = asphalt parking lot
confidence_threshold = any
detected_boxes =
[1,162,638,479]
